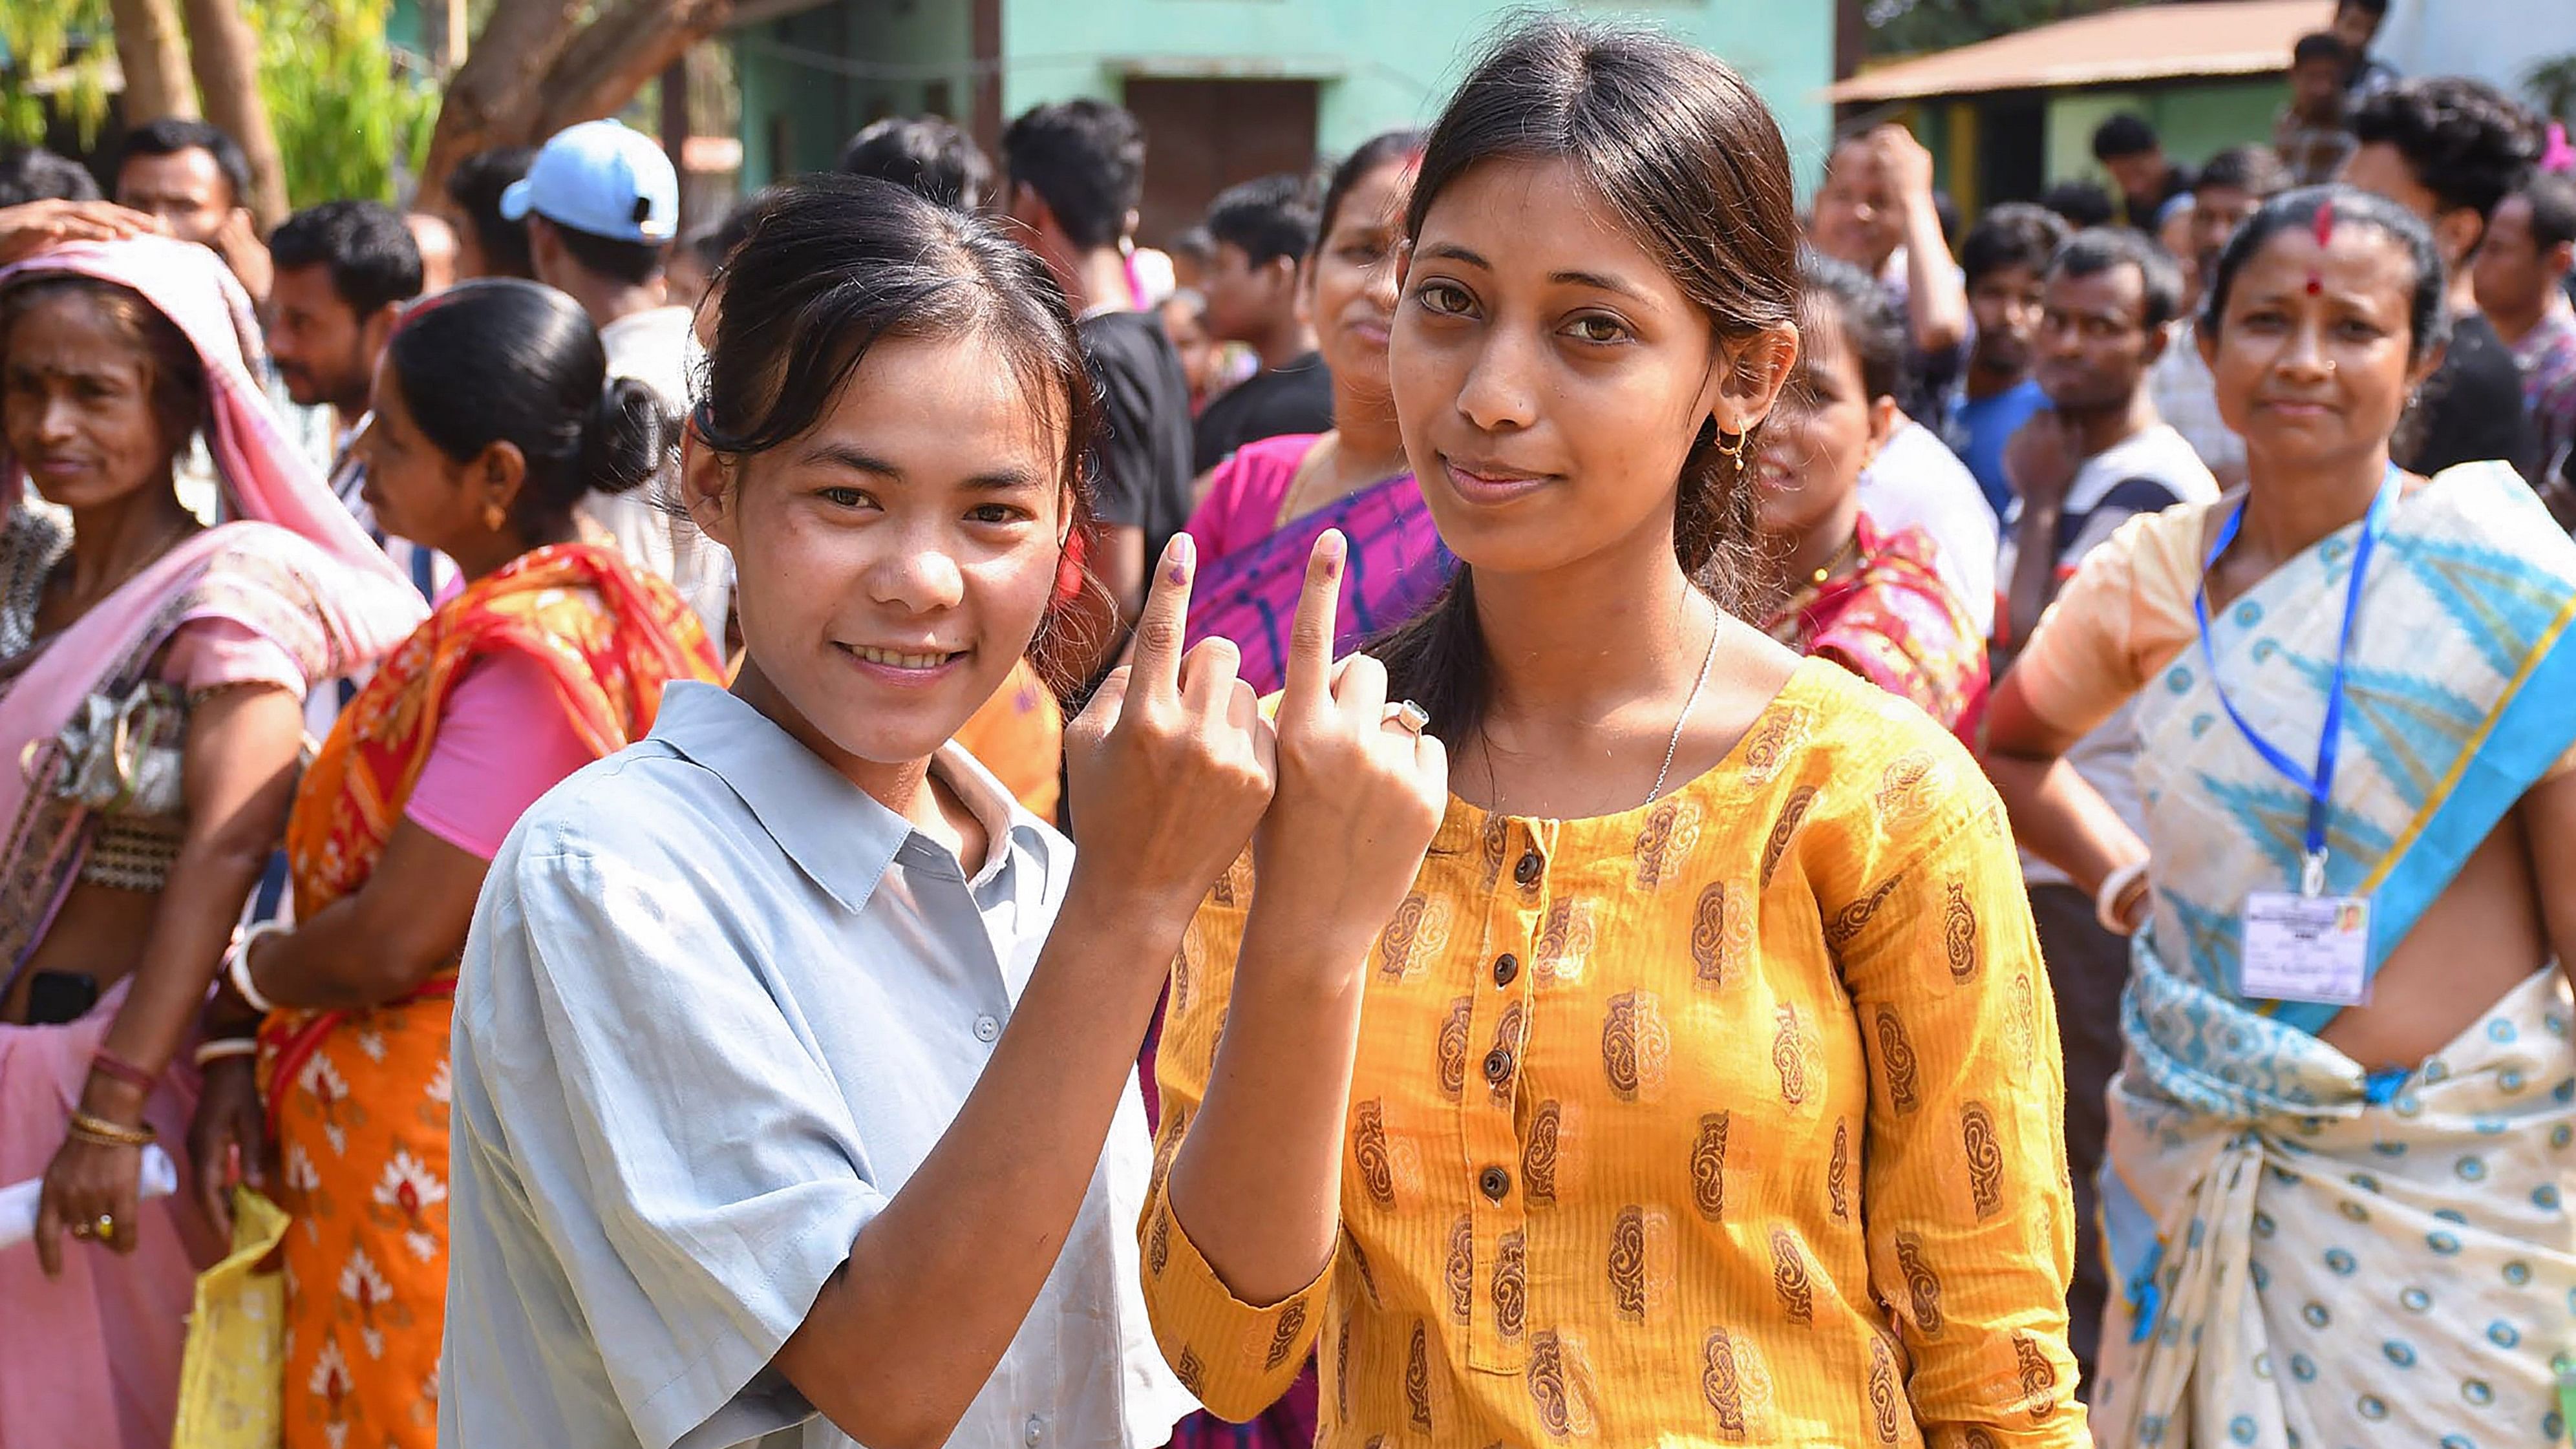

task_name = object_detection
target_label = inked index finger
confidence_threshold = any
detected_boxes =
[1129,531,1195,703]
[1280,529,1347,720]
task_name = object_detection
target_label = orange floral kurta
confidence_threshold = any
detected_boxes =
[259,544,720,1449]
[1143,659,2085,1445]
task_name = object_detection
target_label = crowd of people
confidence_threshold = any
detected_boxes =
[0,0,2572,1444]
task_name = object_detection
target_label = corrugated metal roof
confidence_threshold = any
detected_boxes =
[1827,0,2321,103]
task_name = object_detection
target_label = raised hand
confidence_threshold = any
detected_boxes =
[0,200,166,266]
[1063,532,1276,929]
[1248,529,1449,946]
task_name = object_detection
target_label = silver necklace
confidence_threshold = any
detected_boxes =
[1645,595,1723,807]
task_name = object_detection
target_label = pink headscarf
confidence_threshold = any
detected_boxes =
[2544,123,2574,176]
[1,236,425,957]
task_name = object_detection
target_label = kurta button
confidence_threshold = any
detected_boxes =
[1483,1048,1513,1084]
[1493,953,1520,986]
[1480,1165,1511,1201]
[974,1014,1000,1042]
[1513,851,1542,886]
[1023,1415,1044,1446]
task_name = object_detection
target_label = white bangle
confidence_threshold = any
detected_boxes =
[193,1037,258,1068]
[224,921,290,1014]
[2096,860,2151,936]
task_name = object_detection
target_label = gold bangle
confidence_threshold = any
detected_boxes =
[67,1110,156,1148]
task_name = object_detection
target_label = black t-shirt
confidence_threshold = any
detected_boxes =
[1191,351,1336,474]
[1078,308,1196,573]
[2400,312,2540,480]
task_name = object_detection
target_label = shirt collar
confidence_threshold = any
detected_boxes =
[648,681,1041,912]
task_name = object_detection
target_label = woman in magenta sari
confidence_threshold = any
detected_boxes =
[0,233,422,1446]
[1183,131,1449,693]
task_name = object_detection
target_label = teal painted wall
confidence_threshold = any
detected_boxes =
[736,0,975,184]
[2042,78,2287,187]
[1000,0,1835,189]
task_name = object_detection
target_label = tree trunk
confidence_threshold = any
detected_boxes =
[529,0,735,142]
[414,0,588,201]
[178,0,288,226]
[107,0,198,123]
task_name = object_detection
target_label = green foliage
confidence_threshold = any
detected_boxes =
[1865,0,2156,62]
[248,0,440,206]
[0,0,115,147]
[2528,52,2576,123]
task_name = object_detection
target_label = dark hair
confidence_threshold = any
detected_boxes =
[2348,76,2544,225]
[2521,174,2576,256]
[269,200,423,317]
[0,275,206,465]
[2337,0,2387,19]
[687,186,786,277]
[544,218,665,288]
[2040,179,2117,229]
[0,146,100,206]
[1167,226,1216,267]
[1374,20,1799,747]
[118,118,250,209]
[443,147,538,279]
[1959,201,2069,288]
[1797,251,1906,403]
[2195,144,2292,202]
[2049,226,2186,331]
[697,173,1101,682]
[837,116,993,212]
[2293,32,2351,69]
[2203,184,2450,363]
[1000,98,1145,252]
[385,279,672,533]
[2091,112,2159,163]
[1204,173,1317,268]
[1315,130,1424,249]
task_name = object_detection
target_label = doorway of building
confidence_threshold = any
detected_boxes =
[1123,78,1319,248]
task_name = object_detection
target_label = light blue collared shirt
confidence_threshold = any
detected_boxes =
[440,682,1193,1449]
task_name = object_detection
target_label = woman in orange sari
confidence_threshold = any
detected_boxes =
[186,279,722,1449]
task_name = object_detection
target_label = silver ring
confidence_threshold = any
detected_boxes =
[1387,699,1431,736]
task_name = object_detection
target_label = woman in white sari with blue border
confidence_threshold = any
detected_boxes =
[1985,184,2576,1448]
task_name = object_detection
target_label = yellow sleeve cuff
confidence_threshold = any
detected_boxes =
[1142,1190,1334,1423]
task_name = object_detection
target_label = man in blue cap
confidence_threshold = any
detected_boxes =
[502,118,729,637]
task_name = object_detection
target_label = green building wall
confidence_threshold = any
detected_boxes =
[2043,78,2287,187]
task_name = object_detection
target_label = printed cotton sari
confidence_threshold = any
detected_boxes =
[2078,463,2576,1446]
[1762,513,1990,741]
[257,542,719,1449]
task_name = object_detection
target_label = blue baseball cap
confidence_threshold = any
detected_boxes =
[500,119,679,245]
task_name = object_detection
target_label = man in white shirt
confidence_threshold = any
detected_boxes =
[504,120,730,639]
[1855,414,1998,639]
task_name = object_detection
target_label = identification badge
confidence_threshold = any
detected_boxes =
[2239,891,2372,1005]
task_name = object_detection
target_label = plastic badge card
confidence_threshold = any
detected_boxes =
[2240,891,2372,1006]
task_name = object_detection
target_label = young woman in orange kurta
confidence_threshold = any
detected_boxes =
[1138,21,2086,1446]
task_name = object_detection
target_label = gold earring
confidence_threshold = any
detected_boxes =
[483,501,508,533]
[1714,427,1750,463]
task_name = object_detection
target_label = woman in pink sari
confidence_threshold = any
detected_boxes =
[1182,131,1449,695]
[0,234,422,1447]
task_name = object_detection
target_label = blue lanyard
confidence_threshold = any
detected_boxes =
[2191,465,2400,897]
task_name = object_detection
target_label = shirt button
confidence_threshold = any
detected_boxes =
[1493,953,1520,987]
[1513,851,1543,887]
[974,1014,1000,1042]
[1483,1048,1513,1084]
[1023,1415,1045,1446]
[1479,1165,1511,1201]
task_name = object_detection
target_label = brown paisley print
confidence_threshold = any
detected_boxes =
[2014,1330,2060,1420]
[1535,897,1595,986]
[1345,1229,1383,1306]
[1690,1112,1729,1221]
[1264,1299,1307,1371]
[1873,750,1939,829]
[1488,1001,1526,1102]
[1334,1317,1351,1418]
[1602,991,1670,1101]
[1169,941,1191,1015]
[1608,1205,1648,1319]
[1770,1005,1807,1106]
[1895,1231,1946,1336]
[1353,1099,1396,1207]
[1634,798,1679,889]
[1445,1215,1474,1324]
[1961,1101,2005,1220]
[1378,892,1431,978]
[1768,1228,1813,1325]
[1875,1005,1920,1115]
[1407,1320,1433,1432]
[1175,1346,1206,1398]
[1522,1099,1562,1206]
[1493,1229,1528,1341]
[1437,997,1473,1100]
[1759,785,1818,885]
[1701,1327,1747,1435]
[1823,871,1906,949]
[1146,1205,1171,1276]
[1866,1334,1901,1443]
[1739,704,1803,787]
[1478,814,1510,891]
[1526,1331,1591,1438]
[1688,882,1732,986]
[1827,1117,1850,1222]
[1943,879,1979,983]
[1964,1430,2000,1449]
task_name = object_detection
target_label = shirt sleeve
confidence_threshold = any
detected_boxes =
[476,837,889,1449]
[160,616,307,701]
[1085,333,1156,531]
[1820,733,2087,1442]
[1138,851,1336,1421]
[2008,509,2164,739]
[402,650,598,860]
